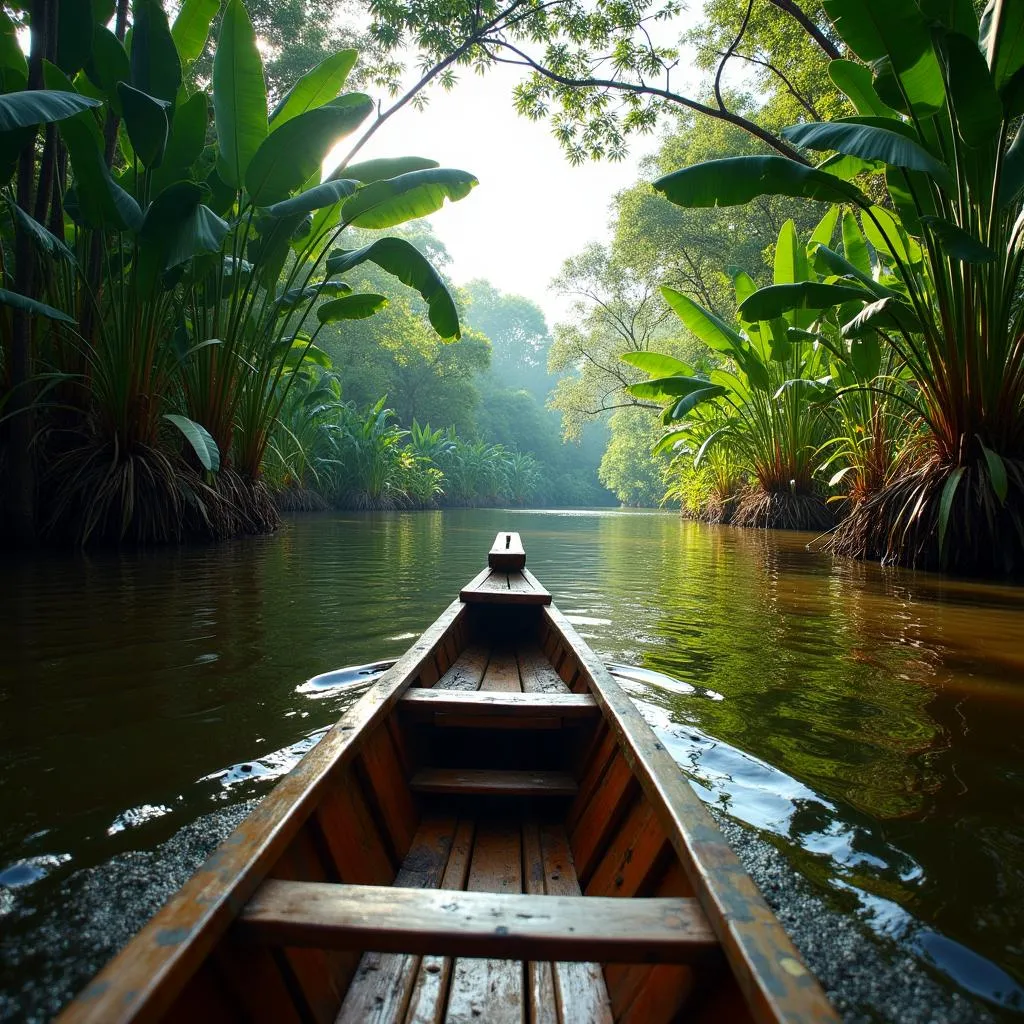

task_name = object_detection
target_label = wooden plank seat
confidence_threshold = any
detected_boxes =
[488,531,527,571]
[433,643,569,694]
[410,768,578,797]
[399,689,600,729]
[460,567,551,605]
[239,882,718,962]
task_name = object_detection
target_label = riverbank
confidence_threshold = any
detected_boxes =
[0,799,994,1024]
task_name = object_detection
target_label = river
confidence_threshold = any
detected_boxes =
[1,508,1023,1018]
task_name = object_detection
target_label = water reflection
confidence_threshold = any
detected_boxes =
[1,510,1023,1014]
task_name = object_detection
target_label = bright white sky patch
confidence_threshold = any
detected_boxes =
[355,63,647,325]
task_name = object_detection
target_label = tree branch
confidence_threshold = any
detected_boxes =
[483,39,808,162]
[725,49,822,120]
[765,0,841,61]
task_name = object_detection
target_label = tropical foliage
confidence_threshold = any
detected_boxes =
[643,0,1024,575]
[0,0,476,544]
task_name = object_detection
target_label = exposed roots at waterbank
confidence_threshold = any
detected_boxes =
[827,456,1024,576]
[732,486,835,532]
[274,487,329,513]
[36,440,281,547]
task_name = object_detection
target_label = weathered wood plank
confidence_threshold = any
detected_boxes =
[488,531,526,571]
[567,727,618,832]
[56,599,468,1024]
[445,821,524,1024]
[238,882,718,962]
[314,769,394,885]
[403,821,475,1024]
[517,646,569,694]
[585,793,670,899]
[521,823,557,1024]
[410,769,578,798]
[537,824,613,1024]
[479,650,521,692]
[460,569,551,606]
[335,820,457,1024]
[269,827,356,1021]
[400,690,596,717]
[434,646,489,691]
[569,754,638,886]
[542,604,839,1024]
[358,726,418,863]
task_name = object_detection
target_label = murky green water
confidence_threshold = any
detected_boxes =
[2,509,1023,1015]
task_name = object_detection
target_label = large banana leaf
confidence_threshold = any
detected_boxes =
[653,156,868,209]
[621,351,693,376]
[828,59,900,118]
[270,50,358,128]
[783,121,954,191]
[264,179,360,218]
[164,414,220,472]
[0,89,100,131]
[339,156,439,183]
[626,374,719,402]
[822,0,945,114]
[943,31,1002,147]
[841,296,925,337]
[326,238,460,338]
[920,215,996,262]
[130,0,181,104]
[151,91,208,194]
[340,168,478,229]
[316,293,389,322]
[117,83,169,169]
[213,0,267,190]
[0,287,76,323]
[738,282,875,321]
[245,96,373,205]
[980,1,1024,106]
[660,286,745,355]
[171,0,220,66]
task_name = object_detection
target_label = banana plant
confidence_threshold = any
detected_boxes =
[650,0,1024,573]
[0,0,477,542]
[625,219,836,530]
[181,0,477,484]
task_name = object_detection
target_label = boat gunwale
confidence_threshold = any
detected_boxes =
[56,597,468,1024]
[542,602,839,1024]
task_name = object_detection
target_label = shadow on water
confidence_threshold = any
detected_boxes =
[2,509,1024,1015]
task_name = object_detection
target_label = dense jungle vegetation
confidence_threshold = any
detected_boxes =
[1,0,1023,577]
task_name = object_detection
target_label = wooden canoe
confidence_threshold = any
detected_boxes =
[58,532,838,1024]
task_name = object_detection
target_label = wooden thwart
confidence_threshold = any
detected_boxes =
[488,531,527,571]
[460,567,551,605]
[410,768,578,797]
[239,882,718,963]
[400,689,599,720]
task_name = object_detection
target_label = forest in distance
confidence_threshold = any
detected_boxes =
[1,0,1024,578]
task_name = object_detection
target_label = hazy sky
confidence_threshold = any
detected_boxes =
[355,64,649,328]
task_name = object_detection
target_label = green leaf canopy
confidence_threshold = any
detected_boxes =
[782,121,955,192]
[341,168,478,229]
[739,282,875,321]
[653,156,869,209]
[326,238,460,338]
[270,50,359,128]
[0,90,101,131]
[245,96,373,205]
[213,0,267,190]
